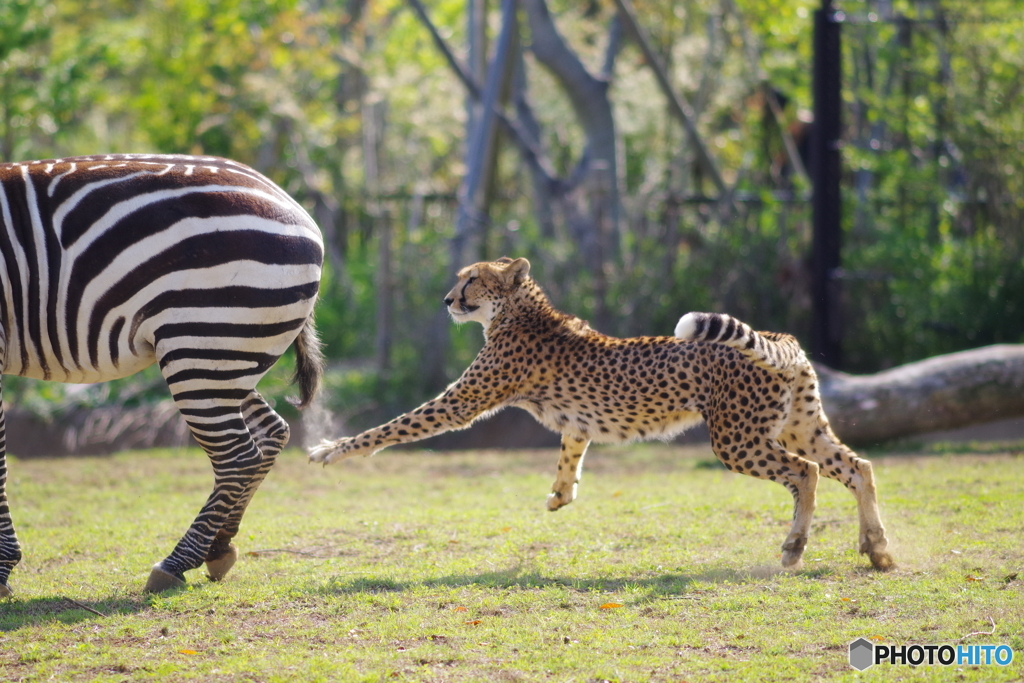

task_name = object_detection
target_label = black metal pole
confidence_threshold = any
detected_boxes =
[810,0,843,367]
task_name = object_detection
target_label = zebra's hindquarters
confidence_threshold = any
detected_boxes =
[143,268,320,589]
[0,154,325,595]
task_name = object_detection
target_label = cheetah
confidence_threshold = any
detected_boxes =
[309,257,893,571]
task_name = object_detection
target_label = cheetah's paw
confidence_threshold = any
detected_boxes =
[780,534,808,570]
[546,483,577,511]
[308,438,361,465]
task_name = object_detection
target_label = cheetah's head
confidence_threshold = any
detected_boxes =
[443,257,531,326]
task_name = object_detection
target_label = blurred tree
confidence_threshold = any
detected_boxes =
[0,0,1021,432]
[0,0,49,159]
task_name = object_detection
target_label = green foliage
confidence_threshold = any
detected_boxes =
[1,0,1022,415]
[836,0,1024,369]
[2,446,1023,681]
[0,0,88,159]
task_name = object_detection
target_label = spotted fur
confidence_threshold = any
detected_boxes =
[310,257,892,571]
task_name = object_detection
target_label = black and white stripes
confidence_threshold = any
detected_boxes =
[0,154,324,595]
[674,311,806,373]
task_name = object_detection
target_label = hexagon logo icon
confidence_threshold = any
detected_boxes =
[849,638,875,671]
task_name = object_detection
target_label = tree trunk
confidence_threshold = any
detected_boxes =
[523,0,622,239]
[819,344,1024,446]
[452,0,514,269]
[374,209,393,372]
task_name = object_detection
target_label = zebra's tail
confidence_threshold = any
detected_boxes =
[674,312,806,373]
[292,316,325,409]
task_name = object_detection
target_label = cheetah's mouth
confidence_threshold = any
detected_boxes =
[451,302,480,315]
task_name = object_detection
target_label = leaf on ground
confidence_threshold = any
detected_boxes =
[464,620,482,625]
[965,575,984,582]
[453,606,468,612]
[178,649,199,655]
[599,603,623,609]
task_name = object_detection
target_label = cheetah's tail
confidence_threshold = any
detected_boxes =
[674,312,807,373]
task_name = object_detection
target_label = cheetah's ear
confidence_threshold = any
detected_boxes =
[504,257,530,286]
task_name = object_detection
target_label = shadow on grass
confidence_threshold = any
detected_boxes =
[0,594,153,632]
[308,563,836,599]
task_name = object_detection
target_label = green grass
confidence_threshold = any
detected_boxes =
[1,444,1022,682]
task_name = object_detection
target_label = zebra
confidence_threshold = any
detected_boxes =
[0,154,324,595]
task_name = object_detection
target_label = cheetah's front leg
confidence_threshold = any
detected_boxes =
[309,364,512,466]
[308,400,472,465]
[547,435,590,511]
[309,434,375,464]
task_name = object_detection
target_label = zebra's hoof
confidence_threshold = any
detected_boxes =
[205,544,238,582]
[145,564,186,593]
[0,583,12,598]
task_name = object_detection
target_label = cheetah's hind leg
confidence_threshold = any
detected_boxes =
[783,419,893,570]
[708,418,819,570]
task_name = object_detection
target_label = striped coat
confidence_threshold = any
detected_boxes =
[0,154,324,595]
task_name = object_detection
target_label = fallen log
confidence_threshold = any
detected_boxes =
[818,344,1024,446]
[8,345,1023,456]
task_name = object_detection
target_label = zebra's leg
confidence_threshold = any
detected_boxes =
[204,392,290,581]
[144,337,280,592]
[0,385,22,598]
[146,402,265,592]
